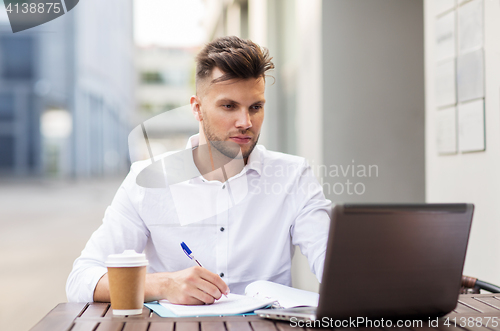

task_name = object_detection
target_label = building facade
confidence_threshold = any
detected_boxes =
[0,0,134,177]
[133,46,199,158]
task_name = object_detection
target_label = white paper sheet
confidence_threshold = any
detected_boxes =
[436,107,457,155]
[159,293,275,317]
[458,0,483,53]
[458,99,485,152]
[436,60,456,107]
[457,49,484,102]
[436,11,456,62]
[245,280,319,309]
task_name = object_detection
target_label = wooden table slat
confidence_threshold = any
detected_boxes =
[102,306,113,318]
[475,297,500,310]
[226,321,252,331]
[275,321,304,331]
[459,297,500,313]
[201,321,226,331]
[81,303,110,318]
[148,322,174,331]
[29,294,500,331]
[122,321,149,331]
[176,321,201,331]
[103,307,113,318]
[29,302,88,331]
[409,326,438,331]
[95,320,125,331]
[250,320,278,331]
[437,318,479,331]
[459,327,494,331]
[453,301,483,314]
[482,322,500,331]
[308,326,335,331]
[70,321,99,331]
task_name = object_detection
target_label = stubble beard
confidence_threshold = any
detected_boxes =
[202,118,259,160]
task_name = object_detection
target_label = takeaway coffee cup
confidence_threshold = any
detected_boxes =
[105,250,148,315]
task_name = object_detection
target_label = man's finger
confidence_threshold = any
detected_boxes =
[198,269,229,295]
[183,296,206,305]
[197,278,224,300]
[188,286,216,304]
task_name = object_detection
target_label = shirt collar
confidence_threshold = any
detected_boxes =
[185,134,199,149]
[186,134,262,176]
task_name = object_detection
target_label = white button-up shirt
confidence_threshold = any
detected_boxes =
[66,135,331,302]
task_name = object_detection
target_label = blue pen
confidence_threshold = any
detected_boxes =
[180,241,229,298]
[181,241,203,267]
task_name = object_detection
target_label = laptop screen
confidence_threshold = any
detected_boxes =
[317,203,474,320]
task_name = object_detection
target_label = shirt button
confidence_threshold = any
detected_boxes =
[220,227,225,232]
[222,184,225,189]
[220,272,224,278]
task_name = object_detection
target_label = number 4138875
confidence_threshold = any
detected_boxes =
[5,2,61,14]
[443,317,499,328]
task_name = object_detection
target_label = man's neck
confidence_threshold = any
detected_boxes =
[192,141,247,182]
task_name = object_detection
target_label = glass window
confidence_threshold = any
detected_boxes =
[0,36,34,79]
[0,136,14,168]
[0,92,14,120]
[163,69,189,87]
[141,71,164,84]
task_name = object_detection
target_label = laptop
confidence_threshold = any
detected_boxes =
[256,203,474,322]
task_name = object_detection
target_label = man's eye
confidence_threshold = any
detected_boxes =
[251,105,263,111]
[222,104,233,109]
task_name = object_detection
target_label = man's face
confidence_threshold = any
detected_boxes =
[193,67,265,160]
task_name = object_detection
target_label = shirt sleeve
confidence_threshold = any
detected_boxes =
[66,169,150,302]
[290,160,332,283]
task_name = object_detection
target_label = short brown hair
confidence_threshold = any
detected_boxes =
[195,36,274,92]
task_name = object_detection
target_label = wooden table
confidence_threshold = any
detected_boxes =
[29,294,500,331]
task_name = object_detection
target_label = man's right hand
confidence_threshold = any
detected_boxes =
[95,266,230,305]
[147,267,230,305]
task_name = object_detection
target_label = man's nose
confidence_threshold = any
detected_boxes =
[235,109,252,130]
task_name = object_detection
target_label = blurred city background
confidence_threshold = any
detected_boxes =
[1,0,500,330]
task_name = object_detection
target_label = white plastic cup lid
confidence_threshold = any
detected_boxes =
[105,250,149,267]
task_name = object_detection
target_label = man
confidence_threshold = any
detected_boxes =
[67,36,330,305]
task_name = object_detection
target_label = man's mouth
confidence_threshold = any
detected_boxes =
[229,136,252,144]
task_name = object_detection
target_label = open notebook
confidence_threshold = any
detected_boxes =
[146,280,319,317]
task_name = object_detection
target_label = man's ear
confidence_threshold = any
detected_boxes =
[190,95,203,122]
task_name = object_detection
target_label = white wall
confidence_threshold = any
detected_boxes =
[292,0,324,293]
[425,0,500,283]
[322,0,425,204]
